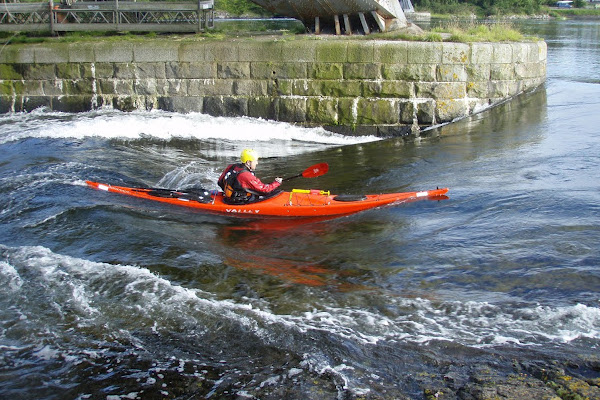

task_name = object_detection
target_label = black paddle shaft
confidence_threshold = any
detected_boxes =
[282,173,302,182]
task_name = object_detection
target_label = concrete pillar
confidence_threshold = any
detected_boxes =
[358,12,369,34]
[343,14,351,35]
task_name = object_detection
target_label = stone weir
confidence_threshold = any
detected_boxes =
[0,36,546,136]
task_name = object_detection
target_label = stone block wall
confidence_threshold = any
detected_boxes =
[0,36,547,136]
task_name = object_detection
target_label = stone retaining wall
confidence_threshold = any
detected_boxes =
[0,36,547,136]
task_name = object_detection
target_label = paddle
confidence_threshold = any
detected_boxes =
[283,162,329,182]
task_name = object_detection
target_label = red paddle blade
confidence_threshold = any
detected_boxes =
[301,163,329,178]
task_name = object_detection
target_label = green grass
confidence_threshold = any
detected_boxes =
[550,8,600,17]
[372,21,534,42]
[437,22,527,42]
[0,30,230,45]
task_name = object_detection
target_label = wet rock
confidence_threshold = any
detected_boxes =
[416,358,600,400]
[457,372,561,400]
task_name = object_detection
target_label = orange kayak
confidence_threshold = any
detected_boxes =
[86,181,449,218]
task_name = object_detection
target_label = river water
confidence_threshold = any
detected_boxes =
[0,20,599,399]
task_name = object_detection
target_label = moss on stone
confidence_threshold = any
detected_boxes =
[0,81,13,96]
[217,62,250,79]
[251,62,307,79]
[0,64,23,80]
[278,97,306,122]
[53,95,93,112]
[319,80,361,97]
[383,63,436,82]
[65,79,95,95]
[135,63,167,80]
[307,97,338,125]
[399,100,415,124]
[280,40,316,63]
[68,43,95,63]
[114,63,136,79]
[93,63,115,79]
[166,62,216,80]
[222,96,248,117]
[344,63,381,80]
[490,64,515,80]
[237,41,282,62]
[41,80,64,96]
[315,41,347,63]
[437,65,468,82]
[416,82,466,99]
[337,98,356,126]
[308,63,343,80]
[203,96,225,116]
[379,81,413,98]
[205,42,238,62]
[271,79,292,96]
[442,43,471,64]
[467,64,491,81]
[11,80,24,94]
[22,64,56,80]
[23,96,51,112]
[248,96,278,120]
[408,42,443,64]
[56,63,82,80]
[356,98,398,125]
[97,80,116,95]
[347,42,374,63]
[0,95,13,112]
[436,98,468,121]
[233,79,267,96]
[417,100,435,125]
[34,44,70,64]
[122,76,141,95]
[467,81,489,98]
[291,80,314,97]
[374,42,408,64]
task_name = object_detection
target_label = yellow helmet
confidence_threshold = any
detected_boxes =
[240,148,258,163]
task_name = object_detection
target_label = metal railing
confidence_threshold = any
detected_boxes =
[399,0,415,13]
[0,0,214,33]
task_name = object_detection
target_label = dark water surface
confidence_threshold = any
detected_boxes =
[0,20,599,399]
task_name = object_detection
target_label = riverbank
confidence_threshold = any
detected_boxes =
[549,8,600,18]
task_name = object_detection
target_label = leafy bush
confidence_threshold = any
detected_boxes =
[414,0,544,16]
[214,0,272,16]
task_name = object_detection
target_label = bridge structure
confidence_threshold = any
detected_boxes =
[249,0,411,34]
[0,0,215,34]
[0,0,415,35]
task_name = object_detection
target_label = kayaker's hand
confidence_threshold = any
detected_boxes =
[275,177,283,184]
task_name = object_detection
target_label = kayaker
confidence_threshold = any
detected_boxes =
[218,149,283,204]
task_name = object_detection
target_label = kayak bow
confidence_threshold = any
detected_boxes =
[86,181,449,218]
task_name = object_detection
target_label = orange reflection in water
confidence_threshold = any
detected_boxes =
[225,255,332,286]
[219,216,337,287]
[217,194,449,288]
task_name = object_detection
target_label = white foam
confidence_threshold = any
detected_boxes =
[2,244,599,355]
[2,244,599,400]
[0,109,381,146]
[106,392,138,400]
[0,261,23,292]
[33,345,60,360]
